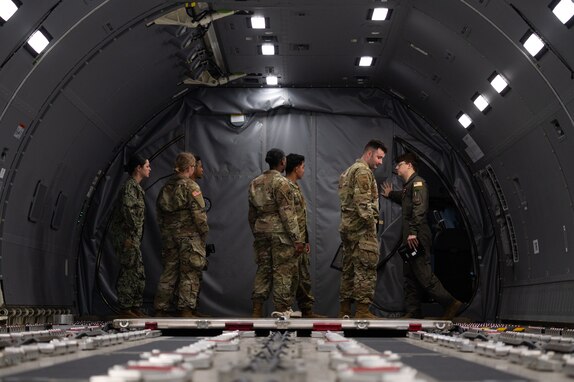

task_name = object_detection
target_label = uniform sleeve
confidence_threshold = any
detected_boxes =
[352,169,378,225]
[387,190,402,205]
[275,179,301,243]
[248,195,257,233]
[120,182,143,231]
[189,185,209,238]
[409,181,428,235]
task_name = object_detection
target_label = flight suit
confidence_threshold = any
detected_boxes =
[248,170,301,311]
[287,179,315,313]
[154,174,208,312]
[387,173,456,317]
[338,159,380,305]
[110,176,146,310]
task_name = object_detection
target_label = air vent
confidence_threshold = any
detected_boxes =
[486,164,509,211]
[260,35,278,43]
[290,43,310,51]
[51,192,68,230]
[505,214,519,262]
[265,66,275,74]
[29,181,48,223]
[365,38,382,44]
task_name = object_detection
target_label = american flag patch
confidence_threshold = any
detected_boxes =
[192,190,202,197]
[414,181,423,187]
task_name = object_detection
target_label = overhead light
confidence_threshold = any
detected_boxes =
[457,112,473,129]
[250,16,266,29]
[230,114,246,127]
[261,43,275,55]
[369,7,390,21]
[472,93,490,113]
[358,56,373,66]
[550,0,574,25]
[0,0,18,23]
[521,31,546,57]
[266,75,278,85]
[26,29,51,55]
[488,72,510,94]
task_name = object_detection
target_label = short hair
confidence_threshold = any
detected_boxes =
[125,154,147,174]
[396,152,418,171]
[174,152,196,173]
[286,153,305,174]
[363,139,387,154]
[265,148,285,168]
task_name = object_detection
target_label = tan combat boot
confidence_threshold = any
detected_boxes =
[301,308,327,318]
[354,303,379,319]
[252,300,264,318]
[338,300,352,318]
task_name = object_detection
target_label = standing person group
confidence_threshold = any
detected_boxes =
[111,144,463,320]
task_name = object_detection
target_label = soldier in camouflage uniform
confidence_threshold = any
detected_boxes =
[381,152,462,319]
[285,153,325,318]
[154,152,209,318]
[110,154,151,318]
[338,140,387,319]
[248,148,304,317]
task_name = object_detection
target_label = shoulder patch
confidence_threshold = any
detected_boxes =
[192,190,202,197]
[414,181,423,187]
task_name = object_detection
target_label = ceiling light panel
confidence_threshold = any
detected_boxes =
[550,0,574,25]
[0,0,18,22]
[250,16,266,29]
[457,113,472,129]
[522,32,545,57]
[472,94,489,112]
[358,56,373,66]
[266,75,278,85]
[370,8,389,21]
[261,43,275,55]
[489,73,509,94]
[27,29,50,54]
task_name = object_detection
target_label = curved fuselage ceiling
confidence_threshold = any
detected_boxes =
[0,0,573,323]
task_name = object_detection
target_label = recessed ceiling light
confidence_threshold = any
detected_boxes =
[370,8,389,21]
[250,16,266,29]
[0,0,18,22]
[266,75,278,85]
[457,113,473,129]
[261,43,275,55]
[358,56,373,66]
[27,29,50,54]
[489,72,510,94]
[550,0,574,25]
[472,94,489,112]
[522,31,545,57]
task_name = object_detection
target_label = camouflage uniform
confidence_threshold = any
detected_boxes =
[338,159,380,304]
[154,174,208,312]
[110,177,146,310]
[287,179,315,312]
[387,173,455,317]
[248,170,301,311]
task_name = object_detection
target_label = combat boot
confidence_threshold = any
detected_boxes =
[301,309,327,319]
[338,300,352,318]
[179,309,198,318]
[442,299,463,320]
[354,303,380,319]
[252,300,264,318]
